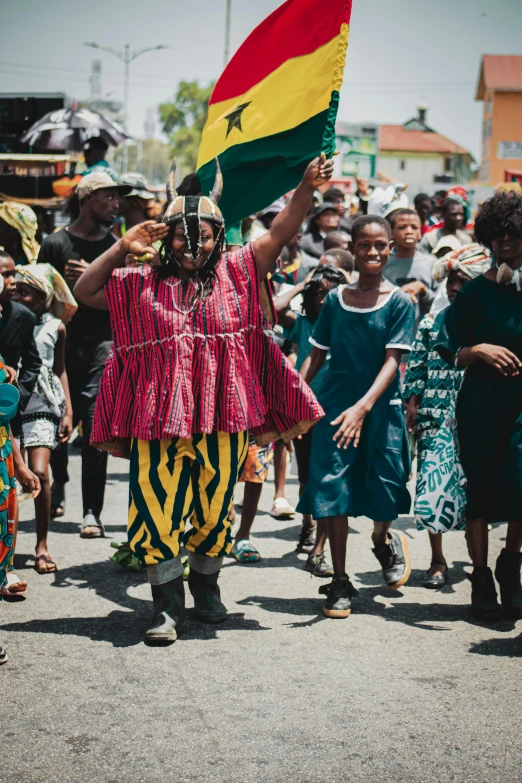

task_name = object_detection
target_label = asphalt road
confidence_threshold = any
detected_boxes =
[3,446,521,783]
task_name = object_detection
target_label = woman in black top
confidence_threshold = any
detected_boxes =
[436,190,522,622]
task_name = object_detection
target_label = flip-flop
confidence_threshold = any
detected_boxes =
[35,553,58,574]
[230,539,262,563]
[1,573,28,600]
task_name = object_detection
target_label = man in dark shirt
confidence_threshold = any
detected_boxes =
[38,171,131,537]
[0,250,42,430]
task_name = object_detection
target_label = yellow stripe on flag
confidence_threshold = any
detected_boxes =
[198,25,349,169]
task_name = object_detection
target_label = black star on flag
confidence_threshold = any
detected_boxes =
[224,102,251,137]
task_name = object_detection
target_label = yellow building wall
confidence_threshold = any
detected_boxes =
[482,90,522,184]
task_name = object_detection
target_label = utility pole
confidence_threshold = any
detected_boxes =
[84,41,169,172]
[224,0,232,67]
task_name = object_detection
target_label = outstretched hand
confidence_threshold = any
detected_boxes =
[304,152,337,189]
[331,403,369,449]
[121,221,170,261]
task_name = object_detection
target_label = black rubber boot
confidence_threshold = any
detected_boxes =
[188,569,227,623]
[469,566,503,622]
[144,576,185,645]
[494,549,522,619]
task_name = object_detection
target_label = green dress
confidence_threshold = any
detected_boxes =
[298,286,414,521]
[436,275,522,522]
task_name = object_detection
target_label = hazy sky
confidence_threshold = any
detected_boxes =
[2,0,521,162]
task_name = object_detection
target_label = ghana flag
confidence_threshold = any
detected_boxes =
[196,0,352,227]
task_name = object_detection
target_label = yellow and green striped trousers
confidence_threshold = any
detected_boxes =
[128,432,249,567]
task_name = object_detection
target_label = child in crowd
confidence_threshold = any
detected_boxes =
[404,245,491,588]
[230,435,274,563]
[319,248,354,281]
[298,216,414,616]
[0,269,41,628]
[276,266,346,577]
[385,209,437,329]
[14,264,76,574]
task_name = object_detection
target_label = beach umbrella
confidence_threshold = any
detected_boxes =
[21,107,129,152]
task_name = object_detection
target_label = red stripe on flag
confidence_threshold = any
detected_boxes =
[210,0,352,105]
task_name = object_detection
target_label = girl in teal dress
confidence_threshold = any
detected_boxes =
[436,189,522,622]
[299,216,414,618]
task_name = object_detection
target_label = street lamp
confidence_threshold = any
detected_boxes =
[84,42,169,169]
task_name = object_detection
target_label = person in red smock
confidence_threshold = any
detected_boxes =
[74,154,334,645]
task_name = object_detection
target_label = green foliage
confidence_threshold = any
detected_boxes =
[159,80,215,170]
[109,138,173,184]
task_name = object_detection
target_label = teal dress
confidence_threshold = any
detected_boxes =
[298,286,414,521]
[436,275,522,522]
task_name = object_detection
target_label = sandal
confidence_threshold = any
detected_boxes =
[230,539,262,563]
[80,512,105,539]
[35,553,58,574]
[1,573,28,600]
[0,646,7,665]
[51,484,65,519]
[422,563,448,590]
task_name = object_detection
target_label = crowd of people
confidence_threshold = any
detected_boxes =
[0,138,520,658]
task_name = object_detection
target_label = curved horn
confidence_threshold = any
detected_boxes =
[209,158,223,204]
[166,159,177,203]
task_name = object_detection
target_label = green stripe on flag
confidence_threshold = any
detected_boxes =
[198,108,331,227]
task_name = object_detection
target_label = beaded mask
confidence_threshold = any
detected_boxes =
[161,159,225,265]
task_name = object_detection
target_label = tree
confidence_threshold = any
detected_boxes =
[109,138,172,185]
[159,80,215,171]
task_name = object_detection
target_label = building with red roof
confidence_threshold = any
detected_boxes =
[476,55,522,184]
[378,105,474,186]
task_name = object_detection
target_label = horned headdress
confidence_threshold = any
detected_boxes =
[161,159,225,263]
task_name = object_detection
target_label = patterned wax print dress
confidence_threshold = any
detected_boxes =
[21,312,66,449]
[298,285,415,521]
[0,356,17,596]
[403,310,463,465]
[435,275,522,522]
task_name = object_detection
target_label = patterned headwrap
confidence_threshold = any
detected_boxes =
[433,243,491,283]
[0,201,40,264]
[15,263,77,324]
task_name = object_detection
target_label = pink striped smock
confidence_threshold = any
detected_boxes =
[92,243,324,456]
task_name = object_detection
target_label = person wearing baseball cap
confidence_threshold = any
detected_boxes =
[114,173,155,237]
[37,171,131,538]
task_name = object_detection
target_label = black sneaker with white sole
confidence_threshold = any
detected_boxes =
[320,575,358,618]
[372,530,411,589]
